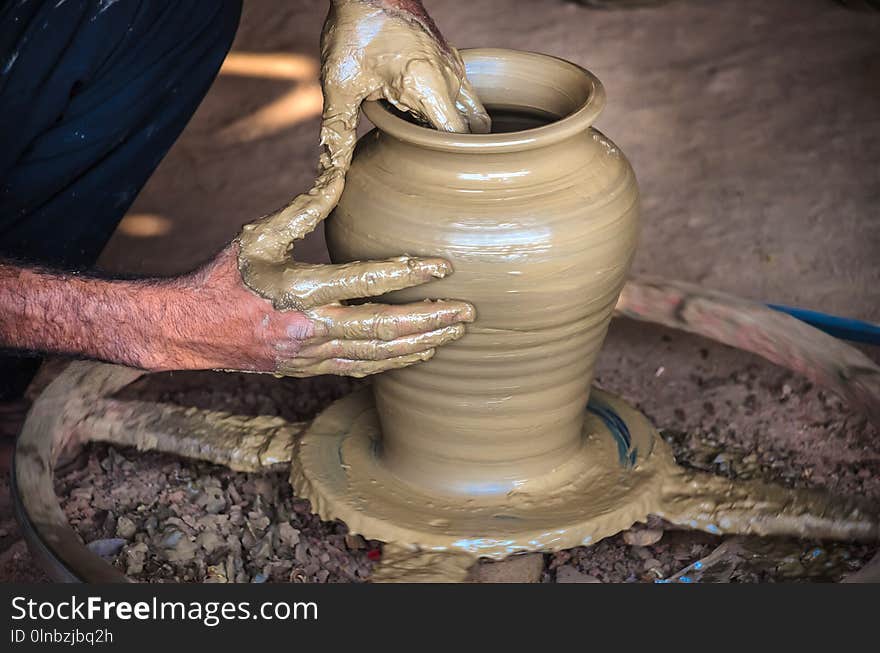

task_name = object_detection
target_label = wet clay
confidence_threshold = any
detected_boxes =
[325,49,636,494]
[15,359,880,584]
[299,49,880,581]
[235,0,488,314]
[290,387,674,565]
[295,49,648,579]
[81,399,301,473]
[291,387,879,581]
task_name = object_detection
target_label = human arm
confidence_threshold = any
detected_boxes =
[0,245,473,376]
[0,0,482,378]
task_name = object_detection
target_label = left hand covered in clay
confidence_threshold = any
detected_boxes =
[154,242,475,377]
[235,0,489,325]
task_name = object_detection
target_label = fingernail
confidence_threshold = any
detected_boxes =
[425,259,453,278]
[441,324,467,341]
[429,300,475,322]
[457,303,476,322]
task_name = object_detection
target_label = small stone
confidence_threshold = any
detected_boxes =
[160,529,199,562]
[70,488,93,501]
[241,529,258,550]
[252,535,273,562]
[556,566,601,583]
[470,553,544,583]
[205,564,228,583]
[643,558,662,571]
[87,538,126,558]
[278,523,301,548]
[161,530,184,548]
[166,539,199,562]
[101,511,117,535]
[115,516,137,539]
[124,542,148,576]
[197,530,224,555]
[247,511,271,533]
[623,529,663,546]
[196,486,226,514]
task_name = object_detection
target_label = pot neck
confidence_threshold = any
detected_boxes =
[362,48,606,155]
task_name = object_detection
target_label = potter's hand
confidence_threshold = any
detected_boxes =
[320,0,491,145]
[166,244,474,377]
[235,0,488,310]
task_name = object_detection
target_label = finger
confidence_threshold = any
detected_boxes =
[416,86,470,133]
[238,172,345,266]
[297,324,465,361]
[278,350,435,378]
[456,76,492,135]
[404,60,471,133]
[309,299,476,340]
[319,80,365,169]
[290,256,453,308]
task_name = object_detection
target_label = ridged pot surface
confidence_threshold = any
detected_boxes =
[325,49,639,496]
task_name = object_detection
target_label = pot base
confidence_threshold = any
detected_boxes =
[290,386,678,560]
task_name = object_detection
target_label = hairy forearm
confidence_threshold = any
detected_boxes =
[0,260,182,370]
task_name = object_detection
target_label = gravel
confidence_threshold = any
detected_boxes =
[41,335,879,583]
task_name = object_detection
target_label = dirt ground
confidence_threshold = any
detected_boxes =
[1,0,879,582]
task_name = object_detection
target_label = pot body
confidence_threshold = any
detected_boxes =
[326,50,639,496]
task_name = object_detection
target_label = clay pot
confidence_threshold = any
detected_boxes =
[326,49,639,497]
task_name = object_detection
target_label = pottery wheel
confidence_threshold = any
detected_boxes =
[290,386,678,559]
[15,281,879,582]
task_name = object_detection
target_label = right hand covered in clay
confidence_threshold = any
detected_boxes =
[154,244,474,377]
[320,0,491,147]
[237,0,489,281]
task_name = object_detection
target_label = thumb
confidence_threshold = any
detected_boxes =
[319,77,370,171]
[404,59,471,133]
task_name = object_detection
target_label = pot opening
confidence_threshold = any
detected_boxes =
[386,103,561,134]
[363,48,606,153]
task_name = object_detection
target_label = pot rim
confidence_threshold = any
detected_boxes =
[362,48,606,153]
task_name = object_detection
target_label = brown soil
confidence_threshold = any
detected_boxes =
[3,322,873,583]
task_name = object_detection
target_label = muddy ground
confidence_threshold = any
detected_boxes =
[3,321,877,583]
[1,0,878,581]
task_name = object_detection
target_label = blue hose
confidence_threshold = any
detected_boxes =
[768,304,880,346]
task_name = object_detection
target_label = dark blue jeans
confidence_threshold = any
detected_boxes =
[0,0,242,399]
